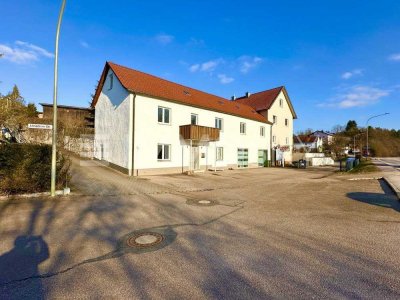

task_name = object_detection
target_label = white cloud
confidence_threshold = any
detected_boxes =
[189,59,223,73]
[154,34,174,45]
[201,60,219,72]
[388,53,400,61]
[217,74,234,84]
[80,41,89,48]
[189,64,200,72]
[239,56,263,74]
[0,41,53,64]
[319,85,389,108]
[341,69,363,79]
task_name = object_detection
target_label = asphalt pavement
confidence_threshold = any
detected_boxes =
[0,158,399,299]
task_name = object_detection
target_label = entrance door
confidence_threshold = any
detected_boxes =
[258,150,268,167]
[192,146,200,170]
[238,148,248,168]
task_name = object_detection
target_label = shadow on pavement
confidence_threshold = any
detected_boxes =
[0,235,49,298]
[347,180,400,213]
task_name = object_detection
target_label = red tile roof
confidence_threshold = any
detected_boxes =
[92,62,270,124]
[234,86,297,119]
[294,135,318,143]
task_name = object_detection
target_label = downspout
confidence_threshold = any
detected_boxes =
[270,123,273,166]
[129,92,136,176]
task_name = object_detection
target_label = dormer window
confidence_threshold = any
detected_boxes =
[108,74,114,90]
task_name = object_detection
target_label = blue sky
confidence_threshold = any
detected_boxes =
[1,0,399,131]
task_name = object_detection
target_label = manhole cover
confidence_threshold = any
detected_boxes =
[126,232,164,248]
[186,199,218,206]
[198,200,211,204]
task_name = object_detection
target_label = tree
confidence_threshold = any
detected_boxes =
[0,85,38,131]
[345,120,358,133]
[325,132,349,159]
[331,124,345,134]
[26,103,38,118]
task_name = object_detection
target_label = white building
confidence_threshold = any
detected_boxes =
[293,135,323,152]
[92,62,296,176]
[234,87,297,162]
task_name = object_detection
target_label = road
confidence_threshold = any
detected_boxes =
[0,158,399,299]
[374,157,400,172]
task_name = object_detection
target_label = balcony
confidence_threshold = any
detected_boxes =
[179,124,220,142]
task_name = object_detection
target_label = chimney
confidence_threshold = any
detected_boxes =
[245,92,251,98]
[231,95,236,101]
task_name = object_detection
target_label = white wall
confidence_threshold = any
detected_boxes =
[133,94,271,172]
[262,90,294,161]
[94,70,131,170]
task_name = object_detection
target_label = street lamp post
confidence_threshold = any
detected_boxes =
[51,0,67,197]
[366,113,389,158]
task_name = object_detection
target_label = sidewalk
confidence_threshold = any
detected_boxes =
[384,174,400,200]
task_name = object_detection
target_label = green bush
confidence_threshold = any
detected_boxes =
[0,144,70,195]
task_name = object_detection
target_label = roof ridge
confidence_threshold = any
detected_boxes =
[235,86,284,99]
[108,61,230,102]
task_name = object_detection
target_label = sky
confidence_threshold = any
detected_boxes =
[1,0,399,132]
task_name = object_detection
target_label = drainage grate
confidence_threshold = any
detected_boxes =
[126,232,164,248]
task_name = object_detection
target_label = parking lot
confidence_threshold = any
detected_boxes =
[1,159,399,299]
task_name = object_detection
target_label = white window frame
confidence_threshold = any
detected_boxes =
[260,126,265,137]
[285,118,289,127]
[191,113,198,125]
[215,117,223,131]
[273,115,277,125]
[240,122,246,135]
[279,98,283,107]
[158,106,171,124]
[157,144,171,161]
[216,147,224,161]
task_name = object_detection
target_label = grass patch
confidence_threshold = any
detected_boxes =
[348,160,379,174]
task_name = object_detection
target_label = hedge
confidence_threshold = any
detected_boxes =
[0,144,70,195]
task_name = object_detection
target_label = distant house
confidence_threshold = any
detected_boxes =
[293,135,323,152]
[40,103,94,128]
[309,130,334,145]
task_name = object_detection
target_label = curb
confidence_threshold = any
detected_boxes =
[0,190,69,201]
[383,176,400,200]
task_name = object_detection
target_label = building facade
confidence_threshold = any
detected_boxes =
[93,62,297,176]
[234,87,297,162]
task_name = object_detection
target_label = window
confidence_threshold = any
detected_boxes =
[191,113,198,125]
[157,144,170,160]
[279,98,283,107]
[273,135,276,143]
[285,118,289,127]
[286,137,289,145]
[240,122,246,134]
[158,106,171,124]
[273,115,277,124]
[216,147,224,161]
[260,126,265,137]
[108,74,113,90]
[215,117,223,130]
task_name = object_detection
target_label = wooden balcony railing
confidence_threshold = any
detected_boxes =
[179,124,220,142]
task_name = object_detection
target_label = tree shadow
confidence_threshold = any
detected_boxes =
[347,179,400,213]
